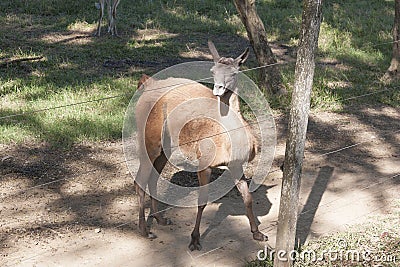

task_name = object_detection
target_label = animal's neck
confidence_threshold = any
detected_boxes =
[228,91,241,113]
[219,89,243,119]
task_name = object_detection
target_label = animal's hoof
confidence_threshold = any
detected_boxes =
[253,231,268,242]
[188,241,202,251]
[148,232,157,239]
[139,224,156,239]
[157,218,172,226]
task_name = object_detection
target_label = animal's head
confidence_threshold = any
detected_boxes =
[208,40,249,97]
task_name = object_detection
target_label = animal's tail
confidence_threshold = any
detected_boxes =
[137,74,157,91]
[161,102,173,157]
[137,74,150,90]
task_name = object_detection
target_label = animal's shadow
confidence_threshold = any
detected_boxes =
[166,169,273,239]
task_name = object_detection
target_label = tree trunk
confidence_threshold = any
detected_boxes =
[384,0,400,81]
[233,0,286,95]
[274,1,322,267]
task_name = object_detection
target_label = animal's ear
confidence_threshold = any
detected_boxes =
[138,74,154,90]
[208,40,220,63]
[234,47,250,66]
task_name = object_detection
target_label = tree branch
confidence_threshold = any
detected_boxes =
[0,56,44,68]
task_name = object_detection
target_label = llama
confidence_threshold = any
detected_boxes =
[95,0,120,36]
[134,41,267,250]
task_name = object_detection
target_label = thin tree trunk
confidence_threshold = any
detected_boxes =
[383,0,400,81]
[233,0,286,95]
[274,0,322,266]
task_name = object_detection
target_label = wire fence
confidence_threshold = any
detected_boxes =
[1,61,399,121]
[1,59,400,266]
[2,124,398,234]
[0,62,285,121]
[0,94,129,120]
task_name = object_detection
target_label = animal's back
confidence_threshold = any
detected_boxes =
[135,77,215,136]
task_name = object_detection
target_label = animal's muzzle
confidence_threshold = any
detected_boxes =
[213,84,226,96]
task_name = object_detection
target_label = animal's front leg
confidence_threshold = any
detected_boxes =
[232,166,268,242]
[106,0,112,33]
[95,0,105,36]
[189,167,211,251]
[189,204,206,251]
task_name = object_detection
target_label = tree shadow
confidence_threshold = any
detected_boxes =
[201,183,273,241]
[0,142,145,264]
[273,106,399,247]
[296,165,334,246]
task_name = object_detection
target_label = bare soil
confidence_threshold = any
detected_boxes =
[1,105,399,266]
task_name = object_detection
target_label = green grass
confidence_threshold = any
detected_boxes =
[1,0,400,147]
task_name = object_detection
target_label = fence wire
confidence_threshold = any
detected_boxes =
[1,62,399,121]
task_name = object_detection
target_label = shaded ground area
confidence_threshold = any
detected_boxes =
[1,105,399,266]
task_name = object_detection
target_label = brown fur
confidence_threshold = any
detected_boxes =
[133,41,267,250]
[135,78,255,168]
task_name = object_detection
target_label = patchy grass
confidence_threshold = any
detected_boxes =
[0,0,399,147]
[247,202,400,267]
[294,202,400,267]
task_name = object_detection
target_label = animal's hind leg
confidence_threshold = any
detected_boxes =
[109,0,120,36]
[148,152,171,225]
[106,0,112,33]
[135,160,155,239]
[232,166,268,242]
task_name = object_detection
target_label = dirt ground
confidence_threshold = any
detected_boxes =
[1,105,399,266]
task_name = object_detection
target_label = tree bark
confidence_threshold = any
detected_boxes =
[274,1,322,267]
[233,0,286,95]
[384,0,400,81]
